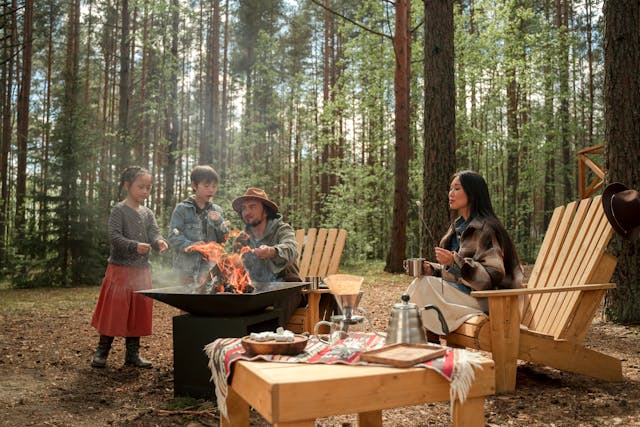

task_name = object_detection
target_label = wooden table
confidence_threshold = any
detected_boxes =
[221,357,495,427]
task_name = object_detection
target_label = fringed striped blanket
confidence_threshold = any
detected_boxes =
[204,333,486,419]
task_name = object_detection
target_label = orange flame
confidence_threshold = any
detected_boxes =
[186,236,253,293]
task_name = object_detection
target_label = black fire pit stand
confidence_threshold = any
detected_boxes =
[172,308,281,400]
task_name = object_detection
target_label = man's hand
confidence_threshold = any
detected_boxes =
[208,211,221,222]
[254,245,276,259]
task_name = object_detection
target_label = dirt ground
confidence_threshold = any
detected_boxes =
[1,270,639,426]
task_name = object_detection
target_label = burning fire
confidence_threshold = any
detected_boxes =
[185,230,254,294]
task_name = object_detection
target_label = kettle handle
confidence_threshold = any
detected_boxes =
[423,304,449,335]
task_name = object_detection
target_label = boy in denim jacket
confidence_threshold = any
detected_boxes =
[169,165,229,284]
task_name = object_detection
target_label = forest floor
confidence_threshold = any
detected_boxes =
[1,264,640,426]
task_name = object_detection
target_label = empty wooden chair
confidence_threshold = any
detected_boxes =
[295,228,348,278]
[286,228,347,333]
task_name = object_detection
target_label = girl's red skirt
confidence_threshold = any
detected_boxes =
[91,263,153,337]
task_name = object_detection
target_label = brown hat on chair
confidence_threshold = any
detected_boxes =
[232,188,279,214]
[602,182,640,240]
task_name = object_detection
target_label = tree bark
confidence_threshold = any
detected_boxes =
[118,0,131,170]
[421,0,456,259]
[385,0,411,273]
[164,0,180,210]
[221,0,230,174]
[15,0,33,232]
[557,0,572,201]
[603,0,640,323]
[0,0,18,261]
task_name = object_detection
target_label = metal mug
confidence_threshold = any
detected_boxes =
[403,258,426,277]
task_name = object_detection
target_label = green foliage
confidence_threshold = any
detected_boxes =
[1,0,608,288]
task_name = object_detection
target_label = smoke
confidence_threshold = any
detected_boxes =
[241,252,277,283]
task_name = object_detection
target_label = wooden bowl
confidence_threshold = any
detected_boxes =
[241,334,309,356]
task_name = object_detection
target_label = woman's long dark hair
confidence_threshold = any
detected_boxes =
[454,170,522,274]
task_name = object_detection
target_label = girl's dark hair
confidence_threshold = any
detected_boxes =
[454,170,496,219]
[118,165,149,197]
[454,170,521,274]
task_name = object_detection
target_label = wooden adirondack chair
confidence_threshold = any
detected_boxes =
[295,228,348,278]
[286,228,348,333]
[445,195,623,393]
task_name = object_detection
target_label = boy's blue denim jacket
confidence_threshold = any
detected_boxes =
[168,197,228,279]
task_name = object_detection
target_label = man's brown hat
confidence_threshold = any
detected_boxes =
[232,188,279,215]
[602,182,640,240]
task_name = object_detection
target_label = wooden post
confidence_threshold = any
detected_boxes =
[358,410,383,427]
[221,387,249,427]
[487,295,521,393]
[452,396,485,427]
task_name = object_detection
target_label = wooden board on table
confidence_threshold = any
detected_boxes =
[360,343,446,368]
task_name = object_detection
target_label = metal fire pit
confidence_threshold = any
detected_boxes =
[137,281,307,316]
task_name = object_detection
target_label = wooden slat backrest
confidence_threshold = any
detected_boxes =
[307,228,329,276]
[327,229,348,276]
[522,202,575,328]
[522,196,614,338]
[552,206,614,340]
[538,198,603,335]
[295,229,306,257]
[297,228,318,278]
[295,228,347,278]
[525,199,589,332]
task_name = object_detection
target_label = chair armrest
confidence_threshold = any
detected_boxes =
[471,283,616,298]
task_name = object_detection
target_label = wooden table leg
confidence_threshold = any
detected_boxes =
[452,396,485,427]
[358,410,383,426]
[305,291,322,332]
[220,387,249,427]
[487,295,520,393]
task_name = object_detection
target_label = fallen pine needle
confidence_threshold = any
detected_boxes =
[155,408,217,416]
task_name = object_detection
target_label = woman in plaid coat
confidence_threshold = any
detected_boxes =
[407,170,523,338]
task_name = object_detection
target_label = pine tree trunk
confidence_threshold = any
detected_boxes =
[221,0,229,172]
[385,0,411,273]
[0,0,18,261]
[421,0,456,259]
[603,0,640,323]
[212,0,221,176]
[118,0,131,170]
[586,0,594,146]
[164,0,180,210]
[321,0,333,197]
[16,0,33,233]
[557,0,572,201]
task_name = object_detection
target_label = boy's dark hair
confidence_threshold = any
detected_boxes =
[190,165,219,185]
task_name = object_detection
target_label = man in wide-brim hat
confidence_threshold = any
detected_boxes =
[602,182,640,240]
[232,188,302,323]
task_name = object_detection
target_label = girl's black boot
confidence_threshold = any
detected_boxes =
[125,337,152,368]
[91,335,114,368]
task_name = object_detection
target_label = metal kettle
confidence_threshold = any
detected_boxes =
[385,294,449,345]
